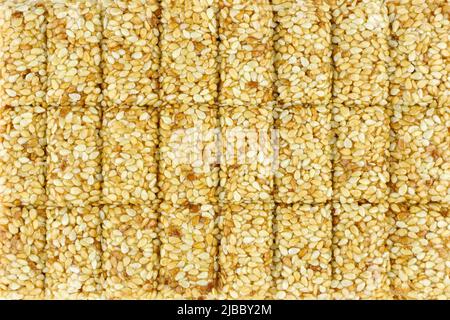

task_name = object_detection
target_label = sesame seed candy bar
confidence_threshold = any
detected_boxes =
[274,105,332,204]
[158,202,219,299]
[101,204,160,299]
[389,105,450,204]
[218,202,274,299]
[331,202,391,300]
[272,203,332,300]
[218,0,275,107]
[388,0,449,108]
[219,104,274,204]
[45,206,102,299]
[0,206,46,299]
[101,0,161,108]
[273,0,332,107]
[331,0,390,107]
[388,203,449,300]
[46,106,102,207]
[160,0,219,106]
[159,104,219,205]
[0,1,47,107]
[101,106,159,205]
[0,106,47,207]
[332,105,390,204]
[46,0,102,107]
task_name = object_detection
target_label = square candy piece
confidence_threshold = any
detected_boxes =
[218,202,274,299]
[388,0,449,107]
[388,203,449,300]
[45,206,103,299]
[159,104,219,205]
[101,106,159,205]
[102,0,161,107]
[0,206,46,300]
[274,105,332,204]
[333,105,390,204]
[273,0,332,106]
[46,106,102,207]
[219,104,274,203]
[0,1,47,107]
[46,0,102,107]
[331,0,390,106]
[272,203,332,300]
[101,205,160,299]
[389,105,449,204]
[0,106,47,206]
[159,202,219,299]
[331,202,391,300]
